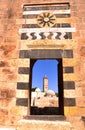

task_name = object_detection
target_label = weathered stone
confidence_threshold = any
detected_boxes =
[64,90,76,98]
[17,74,29,82]
[0,44,16,55]
[0,61,8,67]
[0,89,16,98]
[80,46,85,57]
[63,73,80,81]
[10,106,28,116]
[0,109,8,115]
[76,97,85,107]
[18,59,30,67]
[0,0,85,129]
[17,120,72,130]
[16,90,29,98]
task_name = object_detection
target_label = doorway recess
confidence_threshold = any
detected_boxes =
[30,59,64,115]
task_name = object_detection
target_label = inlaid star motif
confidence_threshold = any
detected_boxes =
[37,12,56,28]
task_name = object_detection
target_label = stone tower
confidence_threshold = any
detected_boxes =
[43,76,48,92]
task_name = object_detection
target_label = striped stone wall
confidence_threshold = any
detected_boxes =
[0,0,85,127]
[15,2,78,116]
[16,58,30,114]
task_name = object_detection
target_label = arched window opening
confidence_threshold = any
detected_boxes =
[31,59,61,115]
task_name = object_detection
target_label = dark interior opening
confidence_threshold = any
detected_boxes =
[29,59,64,115]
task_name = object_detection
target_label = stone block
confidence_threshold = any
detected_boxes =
[0,93,16,107]
[6,59,18,67]
[75,88,82,98]
[76,97,85,107]
[0,82,16,89]
[2,68,17,75]
[0,89,16,98]
[0,73,17,82]
[18,59,30,67]
[0,99,11,107]
[0,60,9,67]
[64,98,76,106]
[17,120,72,130]
[64,90,76,98]
[63,67,74,73]
[64,107,70,116]
[11,106,28,116]
[17,82,29,90]
[63,81,75,89]
[17,74,29,82]
[64,107,85,116]
[0,108,8,115]
[16,90,29,98]
[71,107,85,116]
[19,39,77,50]
[0,115,10,126]
[16,98,28,107]
[72,31,80,38]
[18,67,30,74]
[0,49,19,59]
[67,116,85,130]
[80,46,85,57]
[63,73,80,81]
[63,58,80,67]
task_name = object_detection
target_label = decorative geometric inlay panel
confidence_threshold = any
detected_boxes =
[21,32,72,40]
[37,12,56,28]
[20,3,75,40]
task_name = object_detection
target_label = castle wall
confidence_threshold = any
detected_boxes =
[0,0,85,126]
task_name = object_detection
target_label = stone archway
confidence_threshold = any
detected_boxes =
[16,3,76,117]
[24,49,64,115]
[16,49,76,116]
[30,58,64,115]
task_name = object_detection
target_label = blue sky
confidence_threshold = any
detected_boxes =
[32,60,59,92]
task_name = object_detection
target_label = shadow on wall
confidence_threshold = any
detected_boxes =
[31,106,59,115]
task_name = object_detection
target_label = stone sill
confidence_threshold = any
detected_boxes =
[24,115,66,121]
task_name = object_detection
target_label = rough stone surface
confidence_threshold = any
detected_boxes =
[0,0,85,129]
[17,120,73,130]
[67,116,85,130]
